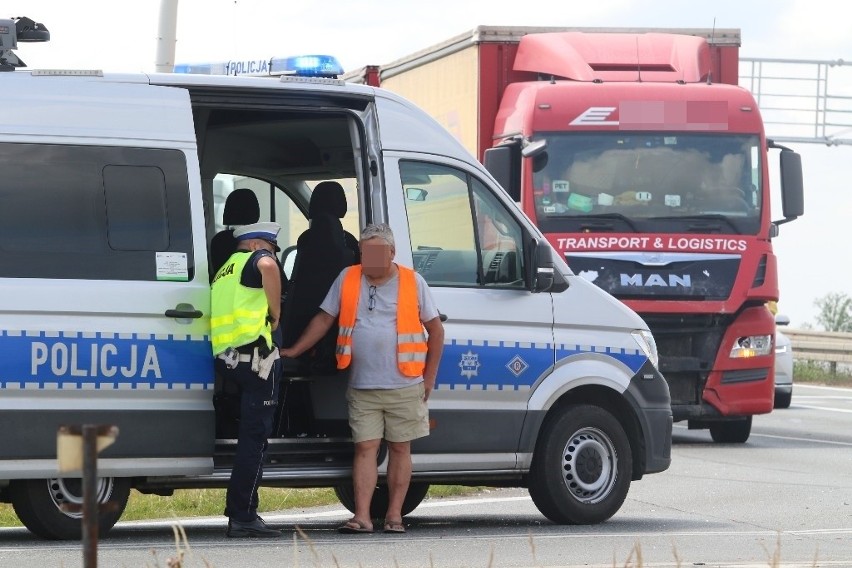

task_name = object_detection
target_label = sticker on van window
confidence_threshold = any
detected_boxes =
[156,252,189,281]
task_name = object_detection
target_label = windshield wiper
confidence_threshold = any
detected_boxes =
[557,213,640,232]
[647,214,742,234]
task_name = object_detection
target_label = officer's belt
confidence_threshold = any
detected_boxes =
[217,353,252,364]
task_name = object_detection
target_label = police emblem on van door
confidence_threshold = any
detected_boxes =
[459,350,480,379]
[505,355,529,378]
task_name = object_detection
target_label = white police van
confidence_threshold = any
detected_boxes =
[0,30,671,539]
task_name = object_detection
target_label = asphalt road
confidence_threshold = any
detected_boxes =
[1,384,850,567]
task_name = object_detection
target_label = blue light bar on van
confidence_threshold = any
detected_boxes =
[172,54,343,78]
[269,55,343,78]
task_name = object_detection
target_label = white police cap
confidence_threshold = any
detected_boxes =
[233,222,281,251]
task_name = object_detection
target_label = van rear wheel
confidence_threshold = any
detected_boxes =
[334,481,430,520]
[10,477,131,540]
[528,404,632,524]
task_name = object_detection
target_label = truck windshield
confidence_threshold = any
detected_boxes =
[530,133,762,235]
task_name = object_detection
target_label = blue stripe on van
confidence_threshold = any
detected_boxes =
[0,331,214,390]
[436,339,646,390]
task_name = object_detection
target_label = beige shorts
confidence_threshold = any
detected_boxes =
[346,382,429,443]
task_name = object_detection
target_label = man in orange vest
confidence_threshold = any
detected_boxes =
[280,223,444,534]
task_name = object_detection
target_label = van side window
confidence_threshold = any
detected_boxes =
[401,161,524,288]
[0,143,192,281]
[210,175,361,277]
[104,166,169,251]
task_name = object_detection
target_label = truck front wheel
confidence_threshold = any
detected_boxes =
[709,416,752,443]
[10,477,131,540]
[528,404,632,524]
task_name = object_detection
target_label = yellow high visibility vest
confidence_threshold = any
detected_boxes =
[336,265,427,377]
[210,251,272,355]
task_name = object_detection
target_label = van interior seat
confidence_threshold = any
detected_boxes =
[209,188,260,281]
[281,181,357,373]
[307,181,360,263]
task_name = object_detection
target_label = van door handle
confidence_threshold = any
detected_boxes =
[165,305,204,319]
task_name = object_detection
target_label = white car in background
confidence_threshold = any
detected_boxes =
[774,314,793,409]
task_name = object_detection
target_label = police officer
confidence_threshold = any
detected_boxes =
[211,221,283,538]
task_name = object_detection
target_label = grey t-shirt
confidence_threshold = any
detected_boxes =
[320,265,440,389]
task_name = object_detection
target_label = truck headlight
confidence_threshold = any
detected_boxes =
[730,335,773,358]
[632,330,659,369]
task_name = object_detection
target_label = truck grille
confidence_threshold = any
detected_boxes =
[643,314,732,406]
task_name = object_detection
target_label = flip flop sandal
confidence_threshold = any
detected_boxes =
[383,520,406,533]
[338,519,374,534]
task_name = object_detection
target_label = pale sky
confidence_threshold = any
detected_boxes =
[12,0,852,328]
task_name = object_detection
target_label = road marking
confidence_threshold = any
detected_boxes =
[673,423,852,446]
[794,404,852,413]
[749,431,852,446]
[796,385,852,393]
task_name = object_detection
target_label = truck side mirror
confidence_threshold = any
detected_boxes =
[484,144,521,202]
[769,140,804,230]
[779,150,804,221]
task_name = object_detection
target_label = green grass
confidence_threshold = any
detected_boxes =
[0,485,482,528]
[793,361,852,388]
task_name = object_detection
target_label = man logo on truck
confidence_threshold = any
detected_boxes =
[569,107,618,126]
[620,274,692,288]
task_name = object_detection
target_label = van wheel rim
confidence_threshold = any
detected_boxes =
[561,428,616,503]
[47,478,114,519]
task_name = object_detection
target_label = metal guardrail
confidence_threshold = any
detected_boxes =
[783,329,852,371]
[740,57,852,146]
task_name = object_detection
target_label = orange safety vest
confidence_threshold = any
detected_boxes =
[336,264,428,377]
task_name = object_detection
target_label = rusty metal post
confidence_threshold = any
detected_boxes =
[81,424,99,568]
[57,423,118,568]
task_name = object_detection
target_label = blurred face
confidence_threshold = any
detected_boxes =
[360,237,394,278]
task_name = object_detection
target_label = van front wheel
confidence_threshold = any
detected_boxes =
[10,477,131,540]
[528,404,632,524]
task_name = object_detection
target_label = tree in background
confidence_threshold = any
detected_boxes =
[814,292,852,332]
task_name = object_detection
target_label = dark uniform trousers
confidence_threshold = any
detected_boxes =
[215,356,280,522]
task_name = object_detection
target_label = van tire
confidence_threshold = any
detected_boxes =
[334,481,429,520]
[709,416,752,443]
[10,477,131,540]
[528,404,632,524]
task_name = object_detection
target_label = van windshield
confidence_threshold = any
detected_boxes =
[530,133,762,235]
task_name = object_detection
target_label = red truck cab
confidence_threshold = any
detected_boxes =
[484,31,804,442]
[348,27,804,442]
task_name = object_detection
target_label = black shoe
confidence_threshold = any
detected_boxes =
[227,517,282,538]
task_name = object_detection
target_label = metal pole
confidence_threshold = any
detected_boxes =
[82,425,98,568]
[155,0,179,73]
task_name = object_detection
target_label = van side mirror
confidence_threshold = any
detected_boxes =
[527,238,567,293]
